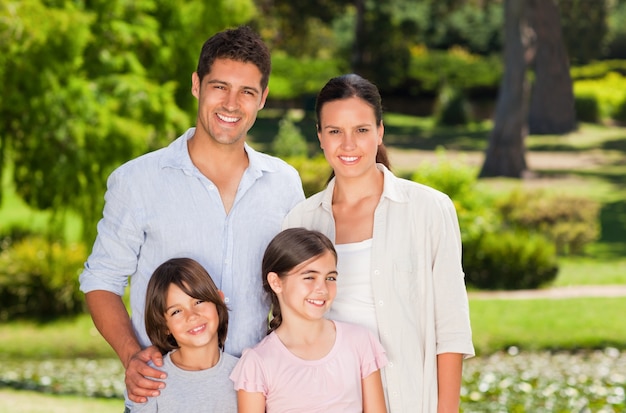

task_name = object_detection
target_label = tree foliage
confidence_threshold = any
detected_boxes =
[0,0,254,243]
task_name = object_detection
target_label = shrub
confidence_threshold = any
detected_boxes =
[463,229,559,290]
[410,150,500,243]
[612,96,626,125]
[574,94,600,123]
[271,111,309,158]
[497,189,601,255]
[284,155,331,197]
[434,86,472,126]
[0,236,86,320]
[573,72,626,121]
[408,46,502,94]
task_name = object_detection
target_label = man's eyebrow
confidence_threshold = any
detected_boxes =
[206,79,260,94]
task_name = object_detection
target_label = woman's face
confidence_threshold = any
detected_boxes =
[317,97,383,180]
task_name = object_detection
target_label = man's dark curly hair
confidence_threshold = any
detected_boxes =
[196,25,271,90]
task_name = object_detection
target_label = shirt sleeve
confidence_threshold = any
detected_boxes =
[431,196,475,358]
[359,327,389,379]
[79,167,144,295]
[229,348,268,395]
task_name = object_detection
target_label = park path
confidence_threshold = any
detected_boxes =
[469,284,626,300]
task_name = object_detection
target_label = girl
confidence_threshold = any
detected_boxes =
[230,228,388,412]
[283,74,475,412]
[133,258,238,412]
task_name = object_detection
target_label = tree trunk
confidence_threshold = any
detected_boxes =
[480,0,535,178]
[527,0,576,134]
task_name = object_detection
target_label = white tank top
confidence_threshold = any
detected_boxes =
[327,239,379,336]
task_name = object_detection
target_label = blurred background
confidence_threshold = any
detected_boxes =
[1,1,626,411]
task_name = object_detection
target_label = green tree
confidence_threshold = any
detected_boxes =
[0,0,255,243]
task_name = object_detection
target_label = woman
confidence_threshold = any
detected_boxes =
[283,74,475,413]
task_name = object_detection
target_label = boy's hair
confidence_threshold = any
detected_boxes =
[262,228,337,334]
[145,258,229,353]
[196,25,271,90]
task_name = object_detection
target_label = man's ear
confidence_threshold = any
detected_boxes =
[191,72,200,99]
[267,271,282,293]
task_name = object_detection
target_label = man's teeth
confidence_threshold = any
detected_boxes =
[217,113,239,123]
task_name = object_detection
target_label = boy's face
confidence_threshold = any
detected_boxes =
[164,283,220,351]
[192,58,269,147]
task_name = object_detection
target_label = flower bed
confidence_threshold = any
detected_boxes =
[1,348,624,411]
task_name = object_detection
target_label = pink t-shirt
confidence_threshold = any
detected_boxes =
[230,320,388,413]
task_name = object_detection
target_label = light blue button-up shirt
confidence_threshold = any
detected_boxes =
[79,128,304,357]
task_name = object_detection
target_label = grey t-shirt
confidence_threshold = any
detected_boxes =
[132,350,238,412]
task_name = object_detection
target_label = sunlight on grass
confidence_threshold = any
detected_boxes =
[0,314,115,360]
[0,389,123,413]
[470,297,626,355]
[554,256,626,286]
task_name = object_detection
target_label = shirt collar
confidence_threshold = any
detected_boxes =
[316,163,407,211]
[158,127,277,176]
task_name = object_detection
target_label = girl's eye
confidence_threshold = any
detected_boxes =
[326,276,337,282]
[169,309,181,317]
[195,300,205,305]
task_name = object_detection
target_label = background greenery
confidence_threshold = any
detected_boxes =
[2,0,626,411]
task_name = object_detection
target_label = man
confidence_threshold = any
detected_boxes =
[79,26,304,409]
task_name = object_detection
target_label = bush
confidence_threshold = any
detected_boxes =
[0,236,86,320]
[574,94,601,123]
[464,230,559,290]
[573,72,626,121]
[408,46,502,95]
[612,97,626,125]
[497,189,601,255]
[284,155,331,197]
[271,111,309,158]
[434,86,472,126]
[410,150,500,243]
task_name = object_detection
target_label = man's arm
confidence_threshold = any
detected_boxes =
[85,290,166,403]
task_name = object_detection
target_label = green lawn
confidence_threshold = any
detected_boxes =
[0,388,122,413]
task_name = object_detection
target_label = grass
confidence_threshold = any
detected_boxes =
[470,297,626,355]
[0,388,122,413]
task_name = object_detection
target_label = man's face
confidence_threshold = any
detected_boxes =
[192,58,268,146]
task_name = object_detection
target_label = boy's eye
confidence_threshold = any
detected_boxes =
[169,309,181,316]
[326,276,337,282]
[195,300,205,305]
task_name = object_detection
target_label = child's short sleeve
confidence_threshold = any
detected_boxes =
[229,348,268,395]
[359,327,389,379]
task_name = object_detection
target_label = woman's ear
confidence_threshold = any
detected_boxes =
[267,271,283,294]
[218,290,225,301]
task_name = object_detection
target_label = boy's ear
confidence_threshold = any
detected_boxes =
[267,272,282,293]
[218,290,225,301]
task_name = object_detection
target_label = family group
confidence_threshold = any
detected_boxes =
[79,25,474,413]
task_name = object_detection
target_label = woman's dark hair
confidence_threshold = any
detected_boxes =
[145,258,229,354]
[315,73,391,173]
[196,25,271,90]
[262,228,337,334]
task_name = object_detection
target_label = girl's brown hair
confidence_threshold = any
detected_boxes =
[145,258,229,353]
[262,228,337,334]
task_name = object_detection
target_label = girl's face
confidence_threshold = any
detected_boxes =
[164,283,220,351]
[317,96,383,180]
[269,251,338,323]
